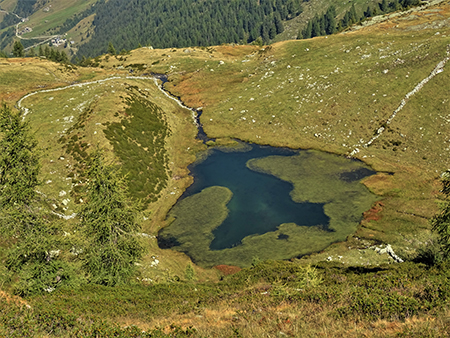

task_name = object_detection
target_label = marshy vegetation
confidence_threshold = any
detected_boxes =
[159,146,378,268]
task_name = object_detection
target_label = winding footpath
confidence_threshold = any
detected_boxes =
[17,74,200,126]
[0,8,61,50]
[18,73,198,220]
[349,44,450,157]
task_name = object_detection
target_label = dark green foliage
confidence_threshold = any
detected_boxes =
[300,6,340,39]
[13,0,39,17]
[390,0,401,10]
[41,45,69,63]
[107,41,116,55]
[300,20,312,39]
[430,170,450,259]
[300,0,423,40]
[12,40,24,57]
[0,12,21,30]
[27,47,35,57]
[2,207,83,296]
[75,0,303,57]
[103,91,170,205]
[0,103,40,207]
[0,27,15,51]
[79,150,144,286]
[0,296,196,337]
[0,50,7,58]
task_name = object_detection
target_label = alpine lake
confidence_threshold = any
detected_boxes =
[158,141,378,268]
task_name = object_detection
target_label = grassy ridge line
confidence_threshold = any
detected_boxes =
[348,0,450,33]
[16,69,215,283]
[17,75,162,109]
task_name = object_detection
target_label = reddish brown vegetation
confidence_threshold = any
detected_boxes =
[363,201,385,222]
[214,264,241,276]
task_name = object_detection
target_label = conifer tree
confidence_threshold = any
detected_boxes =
[12,40,24,57]
[107,41,116,55]
[0,104,80,296]
[27,47,35,57]
[0,103,40,208]
[431,170,450,259]
[274,12,284,34]
[364,6,372,18]
[79,150,144,286]
[301,20,312,39]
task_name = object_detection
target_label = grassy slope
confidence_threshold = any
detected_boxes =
[14,0,98,37]
[2,260,450,337]
[121,2,448,265]
[0,0,17,12]
[11,57,217,284]
[1,2,450,337]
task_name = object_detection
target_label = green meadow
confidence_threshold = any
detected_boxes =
[2,3,450,336]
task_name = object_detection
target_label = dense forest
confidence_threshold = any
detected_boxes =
[12,0,48,18]
[0,12,20,30]
[75,0,303,57]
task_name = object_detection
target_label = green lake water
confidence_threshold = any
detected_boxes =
[158,143,378,268]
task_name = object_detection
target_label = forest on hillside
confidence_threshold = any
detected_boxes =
[11,0,49,17]
[298,0,421,39]
[75,0,303,57]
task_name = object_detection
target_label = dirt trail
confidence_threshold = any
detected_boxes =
[17,74,198,125]
[349,44,450,157]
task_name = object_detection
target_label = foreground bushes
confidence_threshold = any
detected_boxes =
[1,260,449,337]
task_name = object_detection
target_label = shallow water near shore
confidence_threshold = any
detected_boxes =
[158,143,378,267]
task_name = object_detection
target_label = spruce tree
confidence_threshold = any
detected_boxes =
[311,18,321,37]
[12,40,24,57]
[107,41,116,55]
[0,103,40,208]
[274,12,284,34]
[301,20,312,39]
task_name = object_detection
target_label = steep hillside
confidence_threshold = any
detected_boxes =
[92,0,450,264]
[1,1,450,337]
[0,0,99,52]
[1,0,402,58]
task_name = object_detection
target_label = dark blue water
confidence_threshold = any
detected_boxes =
[182,144,330,250]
